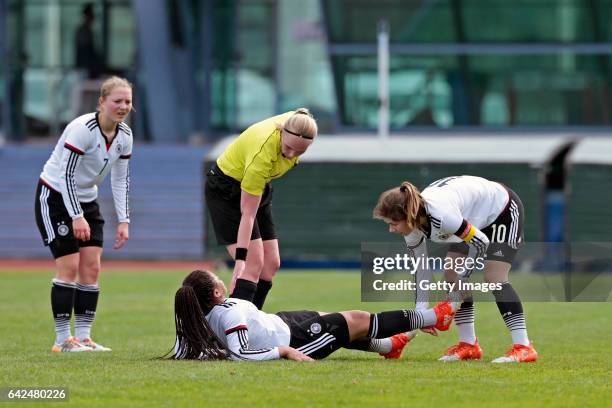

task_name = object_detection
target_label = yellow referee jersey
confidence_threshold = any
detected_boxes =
[216,112,299,196]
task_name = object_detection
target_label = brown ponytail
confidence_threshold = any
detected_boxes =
[373,181,424,231]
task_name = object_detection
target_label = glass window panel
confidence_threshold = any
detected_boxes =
[211,68,237,130]
[211,0,237,130]
[596,0,612,42]
[108,4,135,68]
[59,1,101,69]
[333,55,457,128]
[235,1,275,128]
[333,54,612,128]
[277,0,336,131]
[462,0,595,42]
[324,0,455,43]
[23,3,47,67]
[471,54,611,126]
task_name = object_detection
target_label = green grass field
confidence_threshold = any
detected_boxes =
[1,269,610,407]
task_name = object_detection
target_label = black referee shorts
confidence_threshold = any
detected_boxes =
[34,180,104,259]
[205,164,276,246]
[276,310,350,360]
[448,186,525,264]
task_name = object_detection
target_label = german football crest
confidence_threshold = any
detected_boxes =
[310,323,322,334]
[57,222,69,237]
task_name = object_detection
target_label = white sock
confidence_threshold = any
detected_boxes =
[503,312,530,346]
[54,322,72,345]
[511,329,530,346]
[368,338,392,354]
[457,323,477,345]
[455,302,476,344]
[421,309,437,326]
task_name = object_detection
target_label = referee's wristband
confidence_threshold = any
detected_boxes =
[235,247,248,261]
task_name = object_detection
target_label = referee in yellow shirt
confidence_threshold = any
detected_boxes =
[205,108,318,308]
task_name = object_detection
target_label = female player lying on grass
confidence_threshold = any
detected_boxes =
[166,270,455,361]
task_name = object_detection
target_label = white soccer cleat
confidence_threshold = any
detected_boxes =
[439,354,460,362]
[51,336,91,353]
[80,338,112,352]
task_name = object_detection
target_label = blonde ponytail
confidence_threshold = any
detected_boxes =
[279,107,318,140]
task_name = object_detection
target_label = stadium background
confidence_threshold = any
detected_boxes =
[1,0,610,263]
[0,2,611,407]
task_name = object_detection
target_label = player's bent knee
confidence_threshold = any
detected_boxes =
[341,310,371,340]
[266,256,281,272]
[242,253,265,280]
[262,256,281,277]
[80,263,101,282]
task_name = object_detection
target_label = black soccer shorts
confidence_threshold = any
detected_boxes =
[448,185,525,264]
[276,310,350,360]
[205,164,277,246]
[35,180,105,259]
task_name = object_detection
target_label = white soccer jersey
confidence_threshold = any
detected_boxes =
[421,175,508,243]
[40,112,133,222]
[205,298,291,361]
[403,176,509,304]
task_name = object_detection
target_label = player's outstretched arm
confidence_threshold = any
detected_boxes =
[279,346,314,362]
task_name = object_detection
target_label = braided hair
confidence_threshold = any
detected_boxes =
[163,270,228,360]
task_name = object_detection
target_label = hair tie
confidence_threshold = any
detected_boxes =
[399,185,408,193]
[295,110,313,118]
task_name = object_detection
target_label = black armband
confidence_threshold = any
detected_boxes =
[235,247,248,261]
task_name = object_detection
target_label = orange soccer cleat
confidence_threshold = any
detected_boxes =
[491,343,538,363]
[379,331,417,359]
[433,301,455,331]
[439,339,483,361]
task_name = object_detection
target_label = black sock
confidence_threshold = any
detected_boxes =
[493,282,529,345]
[230,278,257,303]
[493,282,523,313]
[74,283,100,340]
[51,279,76,343]
[455,297,475,326]
[367,310,427,339]
[252,279,272,310]
[345,338,371,351]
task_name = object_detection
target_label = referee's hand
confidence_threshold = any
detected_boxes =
[72,217,91,241]
[114,222,129,250]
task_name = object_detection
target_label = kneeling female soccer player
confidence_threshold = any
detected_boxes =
[166,270,455,361]
[373,176,538,363]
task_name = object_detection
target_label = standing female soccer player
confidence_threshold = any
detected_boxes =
[373,176,538,363]
[35,76,133,352]
[166,270,455,361]
[205,109,317,309]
